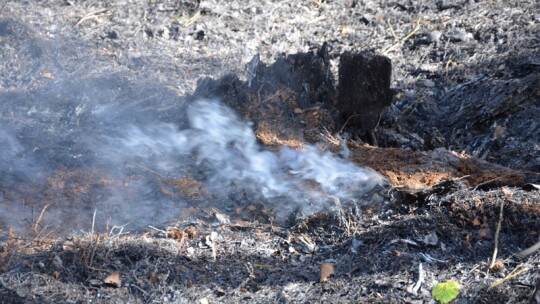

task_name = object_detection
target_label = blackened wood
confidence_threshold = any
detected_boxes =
[337,52,392,141]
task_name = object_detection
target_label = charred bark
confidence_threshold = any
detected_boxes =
[337,52,393,145]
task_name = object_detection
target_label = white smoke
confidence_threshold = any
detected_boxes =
[0,17,386,233]
[0,127,44,184]
[0,97,387,233]
[101,99,387,217]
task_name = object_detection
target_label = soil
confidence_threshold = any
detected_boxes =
[1,0,540,303]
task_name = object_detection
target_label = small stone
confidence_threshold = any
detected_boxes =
[52,255,63,269]
[361,13,373,24]
[351,238,363,253]
[319,263,335,283]
[420,63,438,72]
[214,212,230,224]
[89,279,102,287]
[106,31,118,39]
[428,30,442,43]
[404,90,416,98]
[194,30,205,40]
[104,271,122,288]
[210,231,219,242]
[199,298,209,304]
[423,231,438,246]
[0,232,8,252]
[450,28,473,42]
[421,79,435,88]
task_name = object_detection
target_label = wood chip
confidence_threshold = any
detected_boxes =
[489,260,505,271]
[52,271,61,280]
[501,187,513,197]
[167,230,186,240]
[423,232,438,246]
[149,272,159,284]
[184,226,197,238]
[104,271,121,288]
[41,71,53,79]
[478,228,491,239]
[320,263,335,283]
[168,227,197,241]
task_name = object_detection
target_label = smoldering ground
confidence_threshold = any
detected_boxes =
[0,93,387,233]
[0,18,386,235]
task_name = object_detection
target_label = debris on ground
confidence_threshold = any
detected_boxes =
[1,0,539,302]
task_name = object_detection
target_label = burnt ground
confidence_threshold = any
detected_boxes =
[1,0,540,303]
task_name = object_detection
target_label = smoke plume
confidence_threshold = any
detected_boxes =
[0,17,386,234]
[97,99,387,219]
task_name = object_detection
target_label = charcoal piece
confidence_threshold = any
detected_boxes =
[192,73,244,107]
[189,45,338,144]
[337,52,392,143]
[424,127,448,150]
[250,43,336,107]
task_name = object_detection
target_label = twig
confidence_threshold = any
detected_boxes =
[382,19,422,55]
[389,238,419,246]
[148,225,168,236]
[310,0,323,8]
[86,233,100,269]
[445,59,456,77]
[386,19,399,40]
[338,114,361,134]
[490,264,528,288]
[320,126,340,146]
[401,96,426,117]
[106,220,134,237]
[211,242,217,261]
[517,239,540,258]
[260,89,288,104]
[182,11,201,27]
[75,8,109,26]
[110,223,132,236]
[489,198,505,269]
[533,279,540,303]
[128,162,164,178]
[91,208,97,236]
[419,253,447,263]
[130,284,148,295]
[408,263,424,295]
[237,262,255,291]
[34,203,52,234]
[472,172,524,191]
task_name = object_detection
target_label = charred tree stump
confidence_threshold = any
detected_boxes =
[337,52,392,145]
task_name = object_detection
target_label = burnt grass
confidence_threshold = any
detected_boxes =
[1,0,540,303]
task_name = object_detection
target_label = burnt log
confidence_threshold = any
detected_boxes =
[190,45,338,144]
[337,52,392,144]
[248,42,336,108]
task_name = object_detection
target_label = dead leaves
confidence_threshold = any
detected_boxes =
[489,260,505,272]
[104,271,121,288]
[167,226,197,241]
[319,263,335,283]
